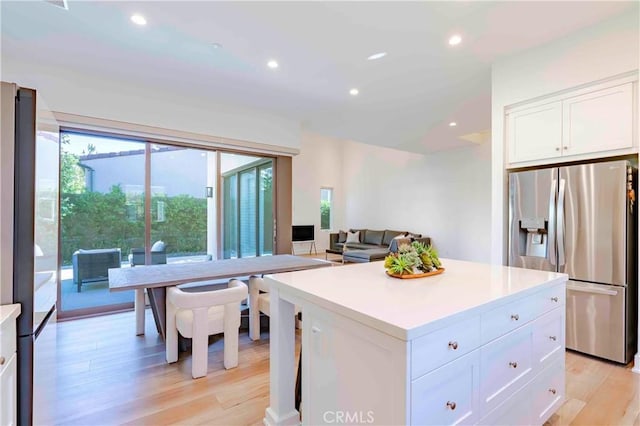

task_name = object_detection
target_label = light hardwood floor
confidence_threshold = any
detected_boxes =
[35,309,639,425]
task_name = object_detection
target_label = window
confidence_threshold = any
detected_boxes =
[156,200,166,222]
[320,188,333,230]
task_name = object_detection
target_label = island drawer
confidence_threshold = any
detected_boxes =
[537,283,565,314]
[477,378,532,426]
[411,316,481,379]
[411,350,480,425]
[481,295,536,343]
[531,357,565,424]
[533,307,564,369]
[480,322,534,415]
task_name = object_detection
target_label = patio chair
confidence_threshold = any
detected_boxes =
[128,240,167,266]
[72,248,121,292]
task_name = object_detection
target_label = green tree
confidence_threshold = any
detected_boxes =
[60,134,85,195]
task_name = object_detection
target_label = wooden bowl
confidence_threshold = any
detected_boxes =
[385,267,445,279]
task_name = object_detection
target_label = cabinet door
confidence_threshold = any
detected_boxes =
[562,83,634,156]
[507,101,563,164]
[0,353,17,426]
[303,306,407,425]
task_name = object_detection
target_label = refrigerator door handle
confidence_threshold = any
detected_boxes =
[557,178,566,266]
[548,178,557,266]
[567,283,618,296]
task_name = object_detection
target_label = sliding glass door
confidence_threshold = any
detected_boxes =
[221,153,274,259]
[58,130,277,317]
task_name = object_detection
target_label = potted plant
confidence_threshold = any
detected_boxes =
[384,241,443,278]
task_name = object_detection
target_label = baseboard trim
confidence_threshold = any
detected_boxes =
[632,353,640,374]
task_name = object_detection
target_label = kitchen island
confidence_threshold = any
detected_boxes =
[264,259,567,426]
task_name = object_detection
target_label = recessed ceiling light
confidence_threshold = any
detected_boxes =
[130,14,147,26]
[267,60,279,69]
[367,52,387,61]
[449,122,457,127]
[212,43,223,49]
[349,88,359,96]
[448,34,462,46]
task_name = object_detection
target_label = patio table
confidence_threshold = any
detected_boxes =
[108,254,331,339]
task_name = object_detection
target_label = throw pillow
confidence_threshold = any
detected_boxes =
[338,230,347,243]
[346,231,360,244]
[151,240,166,252]
[389,237,411,253]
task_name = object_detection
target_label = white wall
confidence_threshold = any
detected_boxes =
[2,58,301,151]
[491,11,639,265]
[292,131,344,251]
[341,138,492,263]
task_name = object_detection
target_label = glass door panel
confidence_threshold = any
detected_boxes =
[59,132,142,315]
[223,174,238,259]
[258,165,273,255]
[150,144,212,265]
[221,153,273,259]
[239,169,257,258]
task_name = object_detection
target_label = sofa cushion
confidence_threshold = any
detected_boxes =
[346,231,360,243]
[363,229,384,246]
[382,230,405,245]
[345,242,378,250]
[338,230,347,243]
[343,248,389,263]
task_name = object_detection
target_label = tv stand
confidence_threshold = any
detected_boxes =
[291,240,317,256]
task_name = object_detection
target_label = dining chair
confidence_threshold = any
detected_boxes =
[248,276,300,341]
[166,278,248,378]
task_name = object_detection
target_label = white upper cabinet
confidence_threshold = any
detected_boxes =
[562,83,633,156]
[507,77,636,167]
[507,102,563,164]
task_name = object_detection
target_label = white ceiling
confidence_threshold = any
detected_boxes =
[1,1,635,153]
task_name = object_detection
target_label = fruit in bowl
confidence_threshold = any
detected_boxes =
[384,241,443,278]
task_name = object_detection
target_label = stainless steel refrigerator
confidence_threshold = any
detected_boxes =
[508,159,637,364]
[1,82,60,424]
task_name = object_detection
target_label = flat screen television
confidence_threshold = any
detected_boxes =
[292,225,314,242]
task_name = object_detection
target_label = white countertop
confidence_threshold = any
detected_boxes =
[266,259,567,340]
[0,303,21,326]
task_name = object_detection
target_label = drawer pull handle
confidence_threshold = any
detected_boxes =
[448,341,459,350]
[0,356,4,366]
[311,326,322,334]
[549,388,557,395]
[549,335,557,341]
[509,361,518,368]
[551,297,559,302]
[446,401,457,411]
[510,314,519,321]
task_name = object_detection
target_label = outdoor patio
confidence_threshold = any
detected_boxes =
[59,255,212,312]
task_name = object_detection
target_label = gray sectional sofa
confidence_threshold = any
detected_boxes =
[329,229,431,263]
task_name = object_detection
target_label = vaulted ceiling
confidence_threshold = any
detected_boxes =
[1,1,635,153]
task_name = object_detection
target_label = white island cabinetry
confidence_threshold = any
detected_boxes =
[264,260,567,426]
[0,304,21,426]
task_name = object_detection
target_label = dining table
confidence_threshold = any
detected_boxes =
[108,254,332,339]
